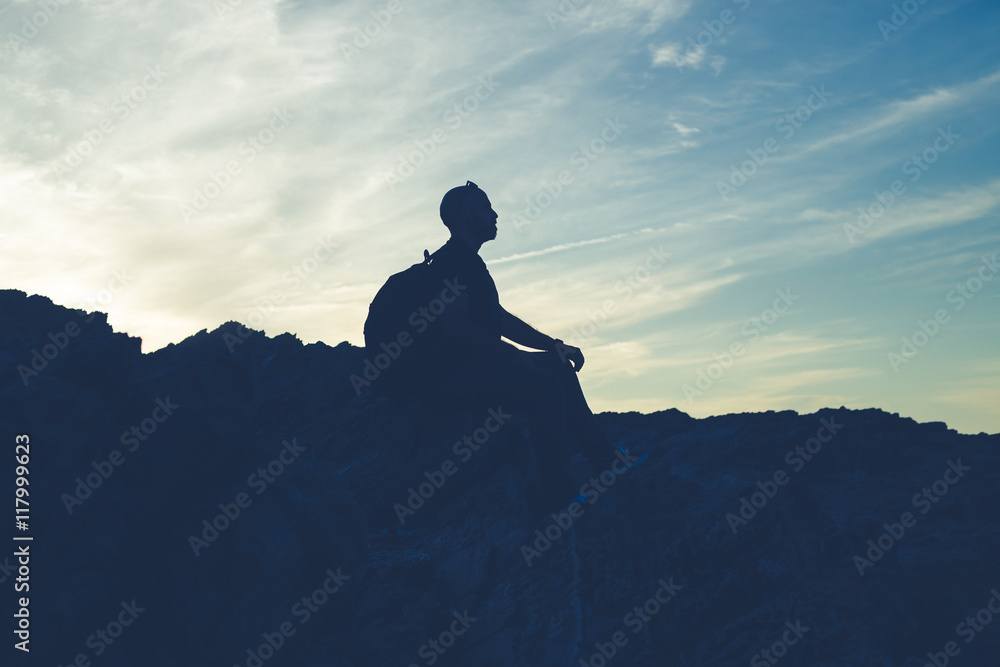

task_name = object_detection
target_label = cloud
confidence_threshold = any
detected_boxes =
[652,42,705,69]
[569,0,691,35]
[800,67,1000,155]
[491,228,670,264]
[842,178,1000,247]
[671,121,699,136]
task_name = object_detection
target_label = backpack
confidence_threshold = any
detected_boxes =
[362,248,450,397]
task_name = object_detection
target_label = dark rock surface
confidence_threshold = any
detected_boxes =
[0,288,998,666]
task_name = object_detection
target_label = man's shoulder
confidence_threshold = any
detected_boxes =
[432,240,484,270]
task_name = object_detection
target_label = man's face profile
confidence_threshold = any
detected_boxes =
[462,189,499,243]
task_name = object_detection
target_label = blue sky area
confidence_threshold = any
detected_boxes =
[2,0,998,433]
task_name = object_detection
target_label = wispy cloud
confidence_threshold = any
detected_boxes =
[800,68,1000,155]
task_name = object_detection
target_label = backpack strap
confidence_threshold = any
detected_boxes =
[423,245,447,265]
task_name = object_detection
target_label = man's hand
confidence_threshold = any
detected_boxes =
[554,340,585,372]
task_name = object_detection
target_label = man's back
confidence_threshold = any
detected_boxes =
[431,237,502,341]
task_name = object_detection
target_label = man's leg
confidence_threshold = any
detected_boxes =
[528,351,617,471]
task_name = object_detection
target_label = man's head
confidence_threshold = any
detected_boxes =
[440,181,499,245]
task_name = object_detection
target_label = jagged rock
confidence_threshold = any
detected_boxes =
[0,288,998,666]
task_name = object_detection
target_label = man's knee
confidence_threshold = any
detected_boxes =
[527,350,573,378]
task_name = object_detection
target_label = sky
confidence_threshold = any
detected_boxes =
[2,0,998,434]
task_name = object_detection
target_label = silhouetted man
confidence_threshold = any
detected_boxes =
[424,181,631,514]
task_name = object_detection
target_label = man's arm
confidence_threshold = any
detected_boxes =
[500,307,586,371]
[500,308,559,351]
[438,292,520,357]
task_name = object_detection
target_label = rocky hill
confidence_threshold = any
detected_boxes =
[0,288,997,667]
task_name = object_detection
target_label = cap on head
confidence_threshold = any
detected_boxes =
[440,180,483,229]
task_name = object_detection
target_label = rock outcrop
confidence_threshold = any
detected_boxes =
[0,288,997,666]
